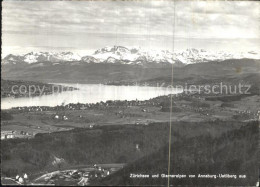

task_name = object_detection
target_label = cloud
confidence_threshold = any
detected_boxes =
[174,1,259,39]
[2,0,259,54]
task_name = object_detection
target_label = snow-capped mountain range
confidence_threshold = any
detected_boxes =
[2,52,81,65]
[2,46,260,65]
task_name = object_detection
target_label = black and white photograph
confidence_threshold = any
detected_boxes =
[1,0,259,186]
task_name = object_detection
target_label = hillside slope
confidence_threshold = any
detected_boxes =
[94,121,258,186]
[2,59,260,84]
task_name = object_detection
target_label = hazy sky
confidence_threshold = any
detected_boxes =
[2,0,260,56]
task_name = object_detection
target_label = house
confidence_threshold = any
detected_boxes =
[20,131,28,135]
[18,177,24,184]
[89,124,94,128]
[136,144,140,151]
[24,173,28,179]
[83,173,89,177]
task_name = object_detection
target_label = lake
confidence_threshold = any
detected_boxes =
[1,83,183,109]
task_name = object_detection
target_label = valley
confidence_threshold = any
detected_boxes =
[1,85,259,185]
[1,47,259,186]
[2,0,259,186]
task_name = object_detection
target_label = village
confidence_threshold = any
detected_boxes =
[34,164,124,185]
[1,164,124,186]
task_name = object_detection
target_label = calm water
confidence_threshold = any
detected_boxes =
[1,84,183,109]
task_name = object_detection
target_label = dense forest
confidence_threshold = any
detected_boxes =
[93,121,258,186]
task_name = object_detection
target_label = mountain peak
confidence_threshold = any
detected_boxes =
[2,47,260,65]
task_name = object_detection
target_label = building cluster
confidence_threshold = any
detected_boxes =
[12,99,163,112]
[10,93,201,114]
[234,109,259,120]
[35,164,119,185]
[1,130,33,140]
[15,106,52,112]
[54,114,68,121]
[14,173,29,185]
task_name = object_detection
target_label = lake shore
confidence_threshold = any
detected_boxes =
[1,79,78,99]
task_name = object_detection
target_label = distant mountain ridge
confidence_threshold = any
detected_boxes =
[2,52,81,64]
[2,46,260,65]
